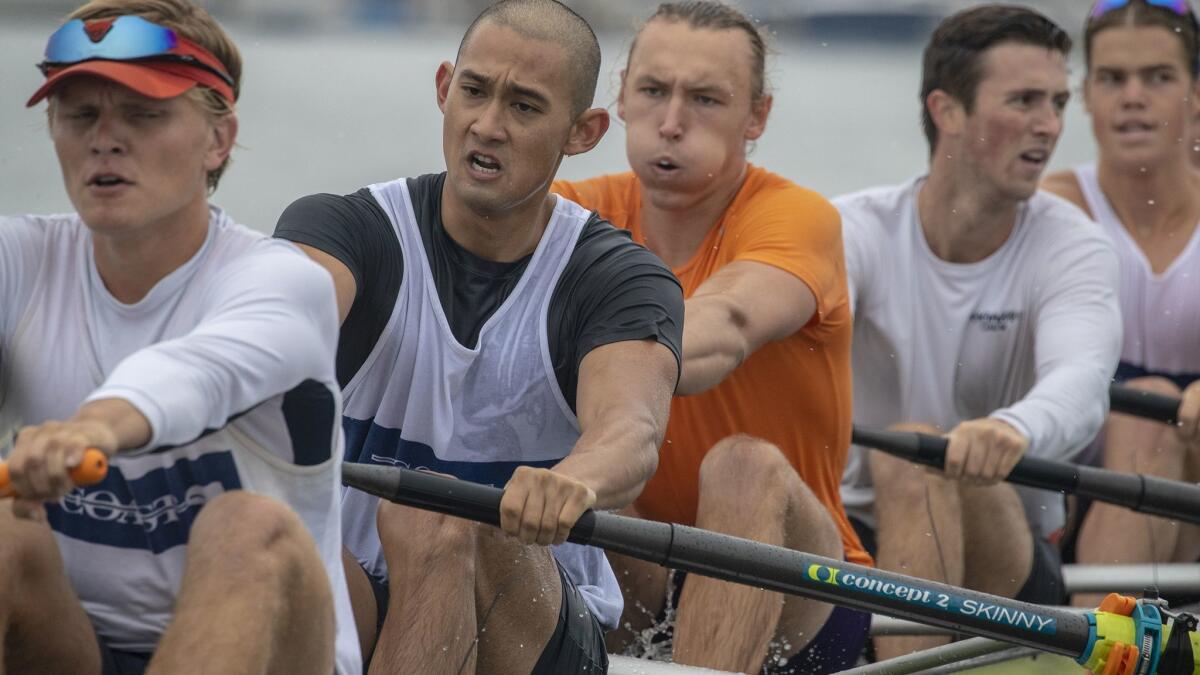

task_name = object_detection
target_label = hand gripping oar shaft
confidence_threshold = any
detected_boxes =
[1110,383,1181,425]
[342,463,1090,656]
[851,426,1200,526]
[0,449,108,498]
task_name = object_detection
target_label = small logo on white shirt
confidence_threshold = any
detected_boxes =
[969,311,1024,332]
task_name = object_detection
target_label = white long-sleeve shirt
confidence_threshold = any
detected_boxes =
[836,177,1122,538]
[0,208,360,674]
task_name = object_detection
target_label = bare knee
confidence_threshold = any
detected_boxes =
[699,435,797,502]
[189,491,320,581]
[377,500,479,578]
[869,449,955,507]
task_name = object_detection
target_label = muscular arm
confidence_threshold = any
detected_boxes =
[555,338,678,509]
[501,338,677,545]
[678,260,816,396]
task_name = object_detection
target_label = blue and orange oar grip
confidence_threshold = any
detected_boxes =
[0,449,109,498]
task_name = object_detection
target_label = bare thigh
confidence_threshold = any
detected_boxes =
[0,502,100,675]
[960,483,1033,597]
[473,528,564,674]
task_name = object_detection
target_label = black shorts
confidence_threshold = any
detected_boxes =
[363,558,609,674]
[647,570,871,674]
[93,629,150,675]
[850,516,1064,606]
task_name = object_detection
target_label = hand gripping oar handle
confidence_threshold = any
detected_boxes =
[0,449,109,498]
[851,426,1200,526]
[343,463,1091,655]
[1111,383,1181,425]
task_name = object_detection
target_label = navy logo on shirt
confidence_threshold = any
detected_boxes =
[344,417,556,488]
[968,310,1024,332]
[46,451,242,554]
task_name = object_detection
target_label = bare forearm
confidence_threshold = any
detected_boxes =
[553,409,662,510]
[678,299,747,396]
[71,398,152,453]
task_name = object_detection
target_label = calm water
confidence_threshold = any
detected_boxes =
[0,20,1097,232]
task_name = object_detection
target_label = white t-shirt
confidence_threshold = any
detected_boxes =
[1073,164,1200,386]
[836,177,1122,538]
[0,208,360,674]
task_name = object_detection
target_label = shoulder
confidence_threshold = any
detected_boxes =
[1026,190,1105,242]
[832,179,917,238]
[552,173,639,215]
[1,212,84,245]
[736,167,839,223]
[213,218,338,306]
[1040,170,1089,215]
[276,189,388,233]
[1022,192,1117,271]
[569,214,672,278]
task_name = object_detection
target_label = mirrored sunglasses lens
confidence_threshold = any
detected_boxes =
[44,17,176,64]
[1091,0,1131,17]
[1148,0,1193,14]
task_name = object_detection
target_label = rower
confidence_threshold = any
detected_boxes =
[554,2,872,672]
[0,1,359,673]
[834,4,1123,660]
[1042,0,1200,606]
[273,0,685,672]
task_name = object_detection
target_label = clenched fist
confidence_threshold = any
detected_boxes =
[500,466,597,546]
[943,418,1029,486]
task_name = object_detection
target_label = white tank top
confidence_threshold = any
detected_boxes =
[1073,165,1200,386]
[339,178,622,628]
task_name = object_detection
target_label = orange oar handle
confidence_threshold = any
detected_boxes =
[0,449,109,498]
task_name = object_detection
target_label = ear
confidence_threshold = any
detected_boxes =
[927,89,965,140]
[435,61,454,113]
[745,93,772,141]
[616,69,628,123]
[563,107,610,157]
[204,113,238,172]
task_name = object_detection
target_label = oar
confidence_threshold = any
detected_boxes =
[0,449,108,498]
[851,426,1200,526]
[1110,383,1181,425]
[341,463,1198,673]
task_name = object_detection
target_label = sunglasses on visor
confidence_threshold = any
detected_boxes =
[1091,0,1196,19]
[37,15,234,89]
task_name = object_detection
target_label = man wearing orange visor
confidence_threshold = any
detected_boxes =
[1,3,358,674]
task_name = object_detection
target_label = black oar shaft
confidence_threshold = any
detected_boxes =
[342,463,1090,657]
[1110,383,1181,425]
[851,427,1200,526]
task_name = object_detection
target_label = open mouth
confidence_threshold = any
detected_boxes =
[88,173,131,188]
[1018,149,1048,166]
[652,157,681,173]
[469,152,501,175]
[1116,121,1155,134]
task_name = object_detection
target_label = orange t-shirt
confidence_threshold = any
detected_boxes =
[554,165,871,567]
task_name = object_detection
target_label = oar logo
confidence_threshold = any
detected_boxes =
[807,564,842,586]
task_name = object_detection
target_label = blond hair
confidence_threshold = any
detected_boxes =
[62,0,242,191]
